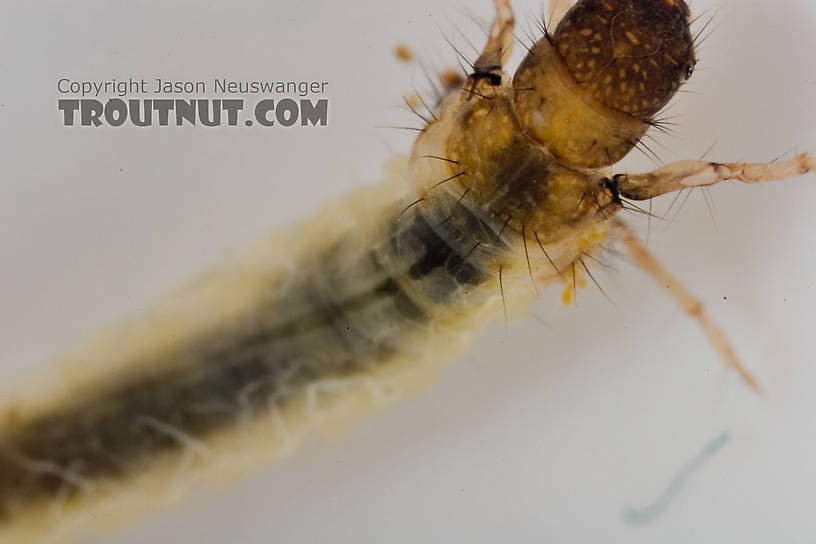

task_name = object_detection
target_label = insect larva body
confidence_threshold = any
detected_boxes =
[0,140,601,540]
[0,4,622,533]
[1,0,814,541]
[0,168,494,539]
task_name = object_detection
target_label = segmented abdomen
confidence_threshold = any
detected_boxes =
[0,168,507,540]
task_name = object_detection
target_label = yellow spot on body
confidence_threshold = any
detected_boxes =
[580,28,594,37]
[578,229,608,249]
[625,31,640,45]
[619,69,626,79]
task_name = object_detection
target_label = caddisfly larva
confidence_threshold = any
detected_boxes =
[1,0,814,542]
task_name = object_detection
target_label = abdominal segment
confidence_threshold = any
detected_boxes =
[0,174,509,540]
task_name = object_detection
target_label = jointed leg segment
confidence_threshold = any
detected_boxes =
[547,0,574,30]
[614,153,816,200]
[612,218,762,393]
[473,0,515,77]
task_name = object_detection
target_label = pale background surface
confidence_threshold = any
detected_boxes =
[1,1,815,542]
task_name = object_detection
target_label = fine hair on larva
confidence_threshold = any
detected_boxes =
[1,0,815,542]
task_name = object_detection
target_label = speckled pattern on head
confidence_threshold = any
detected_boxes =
[554,0,695,117]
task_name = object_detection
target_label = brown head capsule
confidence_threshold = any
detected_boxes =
[555,0,695,116]
[513,0,696,168]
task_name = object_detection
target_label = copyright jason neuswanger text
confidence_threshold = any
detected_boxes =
[57,77,330,127]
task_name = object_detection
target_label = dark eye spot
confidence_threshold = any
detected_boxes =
[683,64,694,80]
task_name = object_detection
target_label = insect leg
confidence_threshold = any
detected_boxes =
[611,218,762,393]
[547,0,574,30]
[613,153,816,200]
[410,1,513,108]
[473,0,515,78]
